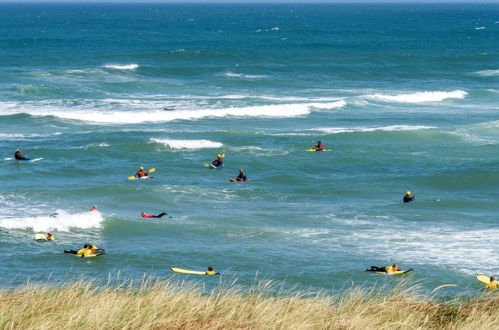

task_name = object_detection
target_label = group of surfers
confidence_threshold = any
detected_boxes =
[21,146,494,287]
[134,154,248,182]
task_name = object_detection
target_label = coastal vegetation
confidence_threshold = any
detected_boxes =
[0,278,497,329]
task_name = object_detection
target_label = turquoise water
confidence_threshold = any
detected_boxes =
[0,3,498,295]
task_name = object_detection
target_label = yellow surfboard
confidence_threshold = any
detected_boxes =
[305,148,332,152]
[476,274,491,284]
[34,233,55,241]
[170,267,218,275]
[375,269,413,275]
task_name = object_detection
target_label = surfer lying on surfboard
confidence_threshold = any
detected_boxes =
[141,212,167,218]
[366,264,413,275]
[65,244,105,257]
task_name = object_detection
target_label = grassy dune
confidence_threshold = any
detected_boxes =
[0,279,497,330]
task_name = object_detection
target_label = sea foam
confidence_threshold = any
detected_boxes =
[472,69,499,77]
[150,138,223,150]
[311,125,436,134]
[0,210,105,232]
[366,90,467,103]
[223,72,267,79]
[102,64,139,70]
[27,103,320,124]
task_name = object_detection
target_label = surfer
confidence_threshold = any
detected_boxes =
[367,264,399,273]
[235,168,247,181]
[211,154,224,167]
[487,277,499,290]
[46,233,55,241]
[89,205,97,211]
[403,191,416,203]
[65,244,102,257]
[141,212,167,219]
[314,141,324,151]
[135,166,149,178]
[64,244,92,256]
[163,107,174,111]
[14,149,29,160]
[206,266,219,275]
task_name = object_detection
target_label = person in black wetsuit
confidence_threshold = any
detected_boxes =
[211,154,224,167]
[236,168,247,181]
[14,149,29,160]
[141,212,167,218]
[403,191,416,203]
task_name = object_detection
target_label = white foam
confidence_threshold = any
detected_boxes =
[150,138,223,150]
[310,125,436,134]
[475,26,486,30]
[472,69,499,77]
[308,100,347,109]
[278,215,499,275]
[27,103,314,124]
[366,90,467,103]
[102,64,139,70]
[232,146,289,156]
[223,72,267,79]
[0,210,105,232]
[73,143,110,149]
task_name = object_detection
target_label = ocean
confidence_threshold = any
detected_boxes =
[0,3,498,296]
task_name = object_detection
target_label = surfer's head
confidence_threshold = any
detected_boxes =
[406,191,411,195]
[392,264,398,271]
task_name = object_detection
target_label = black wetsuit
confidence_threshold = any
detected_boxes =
[14,151,29,160]
[403,195,415,203]
[153,212,167,218]
[236,173,247,181]
[366,266,386,272]
[212,159,223,167]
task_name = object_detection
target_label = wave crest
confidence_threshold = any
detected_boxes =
[310,125,436,134]
[150,138,223,150]
[27,103,316,124]
[102,64,139,70]
[0,210,105,232]
[472,69,499,77]
[223,72,267,79]
[366,90,467,103]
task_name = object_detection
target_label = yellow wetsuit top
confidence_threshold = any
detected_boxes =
[48,236,55,241]
[486,281,499,290]
[385,266,398,272]
[206,271,217,275]
[76,248,94,257]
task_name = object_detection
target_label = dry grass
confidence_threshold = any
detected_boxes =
[0,278,497,330]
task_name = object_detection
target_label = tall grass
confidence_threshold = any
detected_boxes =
[0,277,497,329]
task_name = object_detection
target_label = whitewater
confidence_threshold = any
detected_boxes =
[0,3,498,295]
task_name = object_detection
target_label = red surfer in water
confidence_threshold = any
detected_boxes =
[89,205,97,211]
[141,212,167,219]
